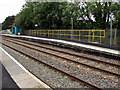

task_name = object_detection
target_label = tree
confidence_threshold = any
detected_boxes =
[15,2,38,30]
[2,15,15,30]
[112,2,120,29]
[15,2,79,29]
[15,2,120,30]
[76,2,120,29]
[33,2,73,29]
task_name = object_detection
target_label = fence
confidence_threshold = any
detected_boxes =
[102,29,120,47]
[27,29,105,44]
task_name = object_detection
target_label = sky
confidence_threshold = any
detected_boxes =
[0,0,26,23]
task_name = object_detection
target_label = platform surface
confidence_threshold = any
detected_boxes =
[0,62,20,89]
[2,34,120,56]
[0,46,51,89]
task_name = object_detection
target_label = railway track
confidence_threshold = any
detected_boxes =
[9,39,120,68]
[2,37,120,89]
[3,37,120,68]
[1,42,102,90]
[3,38,120,77]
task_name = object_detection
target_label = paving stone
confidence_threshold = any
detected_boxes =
[2,59,17,67]
[17,78,40,88]
[11,73,32,82]
[6,65,25,75]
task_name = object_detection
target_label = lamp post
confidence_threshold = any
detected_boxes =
[110,13,112,46]
[70,0,74,40]
[109,7,116,46]
[71,16,74,40]
[71,17,73,30]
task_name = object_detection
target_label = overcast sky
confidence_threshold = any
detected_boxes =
[0,0,25,23]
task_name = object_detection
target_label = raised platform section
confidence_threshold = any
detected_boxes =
[2,34,120,57]
[0,46,51,89]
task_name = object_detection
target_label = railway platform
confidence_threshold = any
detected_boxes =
[2,34,120,57]
[0,46,51,89]
[0,62,20,89]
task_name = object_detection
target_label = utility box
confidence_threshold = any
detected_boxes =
[12,26,20,35]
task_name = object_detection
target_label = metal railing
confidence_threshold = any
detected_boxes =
[28,29,105,44]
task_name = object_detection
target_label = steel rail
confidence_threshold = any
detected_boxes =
[4,37,120,68]
[3,38,120,77]
[1,42,102,90]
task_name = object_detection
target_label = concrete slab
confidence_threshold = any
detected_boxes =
[11,73,31,82]
[1,48,18,67]
[17,78,40,88]
[2,59,17,67]
[6,65,25,76]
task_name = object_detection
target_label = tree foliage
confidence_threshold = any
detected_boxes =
[2,15,15,30]
[14,2,120,30]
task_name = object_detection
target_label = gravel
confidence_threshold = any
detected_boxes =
[25,43,119,74]
[3,40,119,89]
[14,38,120,66]
[2,44,89,88]
[3,39,119,75]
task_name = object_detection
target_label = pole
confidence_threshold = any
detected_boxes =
[110,14,112,46]
[0,23,2,30]
[71,17,74,40]
[114,29,117,45]
[71,17,73,30]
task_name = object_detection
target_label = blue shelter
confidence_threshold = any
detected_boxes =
[12,26,20,35]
